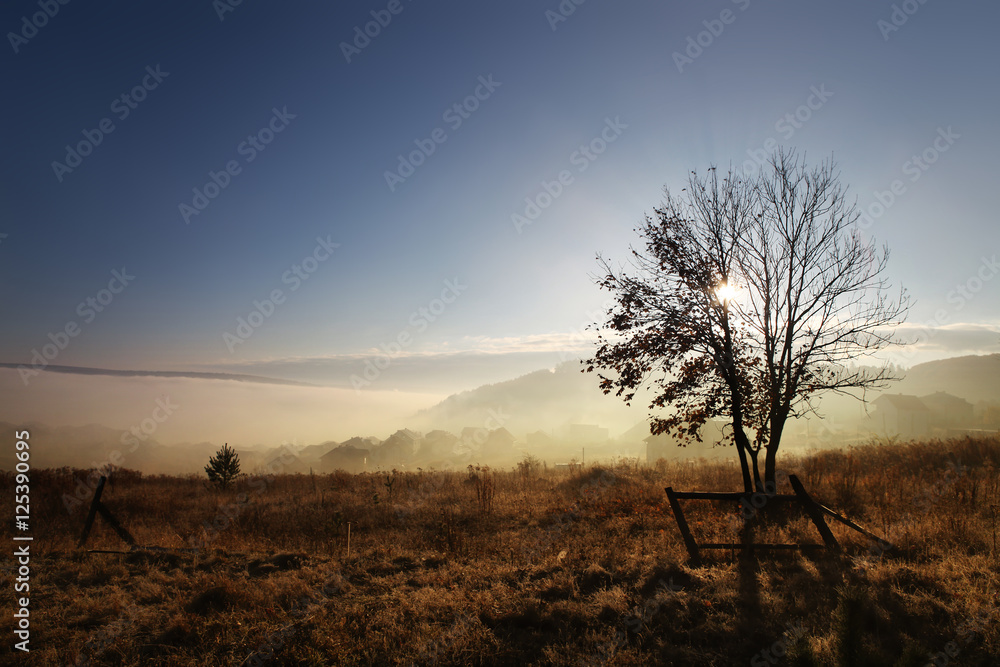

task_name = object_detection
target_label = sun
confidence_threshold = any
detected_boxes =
[715,281,739,304]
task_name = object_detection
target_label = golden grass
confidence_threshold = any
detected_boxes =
[2,436,999,665]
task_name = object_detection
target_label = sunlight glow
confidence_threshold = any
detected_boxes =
[715,281,739,304]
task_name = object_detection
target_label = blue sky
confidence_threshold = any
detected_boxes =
[3,0,999,397]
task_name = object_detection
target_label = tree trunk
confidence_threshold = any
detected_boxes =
[747,445,762,492]
[763,413,787,490]
[732,426,755,493]
[734,437,753,494]
[728,376,755,493]
[764,443,778,491]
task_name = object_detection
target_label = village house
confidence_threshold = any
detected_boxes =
[920,392,975,430]
[484,427,517,450]
[319,443,370,474]
[259,445,310,475]
[370,429,421,468]
[526,430,556,449]
[645,420,729,464]
[296,442,338,469]
[419,429,459,460]
[870,394,930,438]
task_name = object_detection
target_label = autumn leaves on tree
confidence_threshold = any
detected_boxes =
[587,149,909,493]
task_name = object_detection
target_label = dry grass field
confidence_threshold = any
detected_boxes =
[3,436,1000,666]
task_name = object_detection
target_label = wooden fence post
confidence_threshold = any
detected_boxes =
[79,476,107,547]
[788,474,840,552]
[665,487,702,566]
[662,477,888,563]
[79,475,138,549]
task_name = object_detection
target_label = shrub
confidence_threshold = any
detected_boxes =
[205,443,241,490]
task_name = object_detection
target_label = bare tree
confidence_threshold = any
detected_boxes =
[586,149,909,493]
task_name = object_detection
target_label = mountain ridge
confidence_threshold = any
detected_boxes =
[415,353,1000,435]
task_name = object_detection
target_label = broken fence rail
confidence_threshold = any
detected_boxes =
[664,473,890,566]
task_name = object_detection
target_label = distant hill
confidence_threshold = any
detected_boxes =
[413,360,649,436]
[6,354,994,473]
[0,421,276,475]
[414,354,1000,438]
[893,354,1000,403]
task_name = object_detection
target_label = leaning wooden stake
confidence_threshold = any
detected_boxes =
[665,487,702,567]
[79,476,107,547]
[664,476,889,565]
[788,474,840,552]
[815,502,894,550]
[79,475,137,548]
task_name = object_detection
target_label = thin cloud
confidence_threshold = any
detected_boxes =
[218,332,598,365]
[894,322,1000,351]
